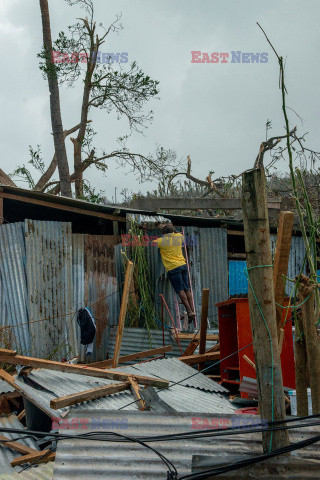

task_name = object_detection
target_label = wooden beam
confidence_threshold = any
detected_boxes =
[0,435,38,455]
[198,289,209,371]
[243,355,256,371]
[128,376,148,411]
[227,230,245,236]
[177,333,219,341]
[130,196,282,211]
[273,211,295,335]
[179,351,220,365]
[182,339,199,357]
[11,450,56,467]
[0,352,169,388]
[242,167,289,452]
[112,261,134,368]
[205,343,220,354]
[50,381,131,409]
[0,348,16,356]
[91,345,173,368]
[0,192,126,223]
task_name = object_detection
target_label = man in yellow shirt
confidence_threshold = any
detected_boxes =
[155,223,195,325]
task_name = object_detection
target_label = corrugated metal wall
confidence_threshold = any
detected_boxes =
[0,222,30,353]
[116,227,228,328]
[25,220,76,360]
[229,235,307,296]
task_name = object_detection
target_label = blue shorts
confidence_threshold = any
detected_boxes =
[167,264,190,293]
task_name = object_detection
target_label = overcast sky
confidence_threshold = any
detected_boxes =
[1,0,319,201]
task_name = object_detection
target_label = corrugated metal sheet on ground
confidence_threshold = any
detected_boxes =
[229,236,307,297]
[117,357,227,393]
[107,326,219,359]
[13,361,234,418]
[0,414,40,474]
[0,379,15,394]
[52,410,320,480]
[0,463,54,480]
[0,222,30,354]
[25,220,76,360]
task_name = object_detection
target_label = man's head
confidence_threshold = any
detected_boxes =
[159,222,175,234]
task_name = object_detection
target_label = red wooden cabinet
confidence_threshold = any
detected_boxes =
[215,298,295,395]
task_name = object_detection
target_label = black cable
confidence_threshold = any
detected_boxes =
[179,432,320,479]
[18,447,56,474]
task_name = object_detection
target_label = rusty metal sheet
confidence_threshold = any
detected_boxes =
[25,220,76,360]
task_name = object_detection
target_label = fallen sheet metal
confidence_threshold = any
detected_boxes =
[13,361,235,418]
[52,410,320,480]
[0,414,40,474]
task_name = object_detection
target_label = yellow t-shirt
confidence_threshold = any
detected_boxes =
[155,233,186,272]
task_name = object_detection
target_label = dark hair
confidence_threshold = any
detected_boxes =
[161,223,175,234]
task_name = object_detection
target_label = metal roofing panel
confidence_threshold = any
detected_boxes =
[118,357,227,393]
[107,327,218,360]
[0,462,54,480]
[25,220,77,360]
[0,414,40,474]
[199,228,228,325]
[0,222,30,354]
[228,260,248,296]
[0,379,15,394]
[13,363,234,419]
[52,410,320,480]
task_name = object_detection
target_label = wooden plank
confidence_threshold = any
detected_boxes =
[11,450,56,467]
[0,348,16,356]
[0,192,126,223]
[179,351,220,365]
[243,355,256,371]
[0,352,169,388]
[177,333,219,341]
[182,339,199,357]
[17,409,25,421]
[128,376,148,411]
[50,381,131,409]
[198,289,210,371]
[91,345,173,368]
[205,343,220,354]
[242,167,289,452]
[227,230,244,236]
[0,435,37,455]
[112,261,134,368]
[273,211,295,334]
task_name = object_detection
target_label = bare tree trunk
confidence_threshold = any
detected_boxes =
[39,0,72,197]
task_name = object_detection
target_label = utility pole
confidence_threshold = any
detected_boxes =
[242,167,289,452]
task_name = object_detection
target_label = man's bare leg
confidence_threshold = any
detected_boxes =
[185,289,195,315]
[178,290,192,314]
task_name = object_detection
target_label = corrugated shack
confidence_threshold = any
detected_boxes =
[0,185,307,362]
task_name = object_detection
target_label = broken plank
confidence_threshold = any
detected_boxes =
[179,351,220,365]
[11,450,56,467]
[177,333,218,341]
[17,409,25,421]
[50,382,131,409]
[112,261,134,368]
[182,339,199,357]
[0,435,37,455]
[0,348,16,356]
[91,345,173,368]
[128,376,148,411]
[0,352,169,388]
[205,343,220,354]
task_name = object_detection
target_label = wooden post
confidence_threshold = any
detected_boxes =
[294,311,309,416]
[198,288,209,371]
[273,211,295,336]
[242,167,289,452]
[112,261,134,368]
[297,275,320,414]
